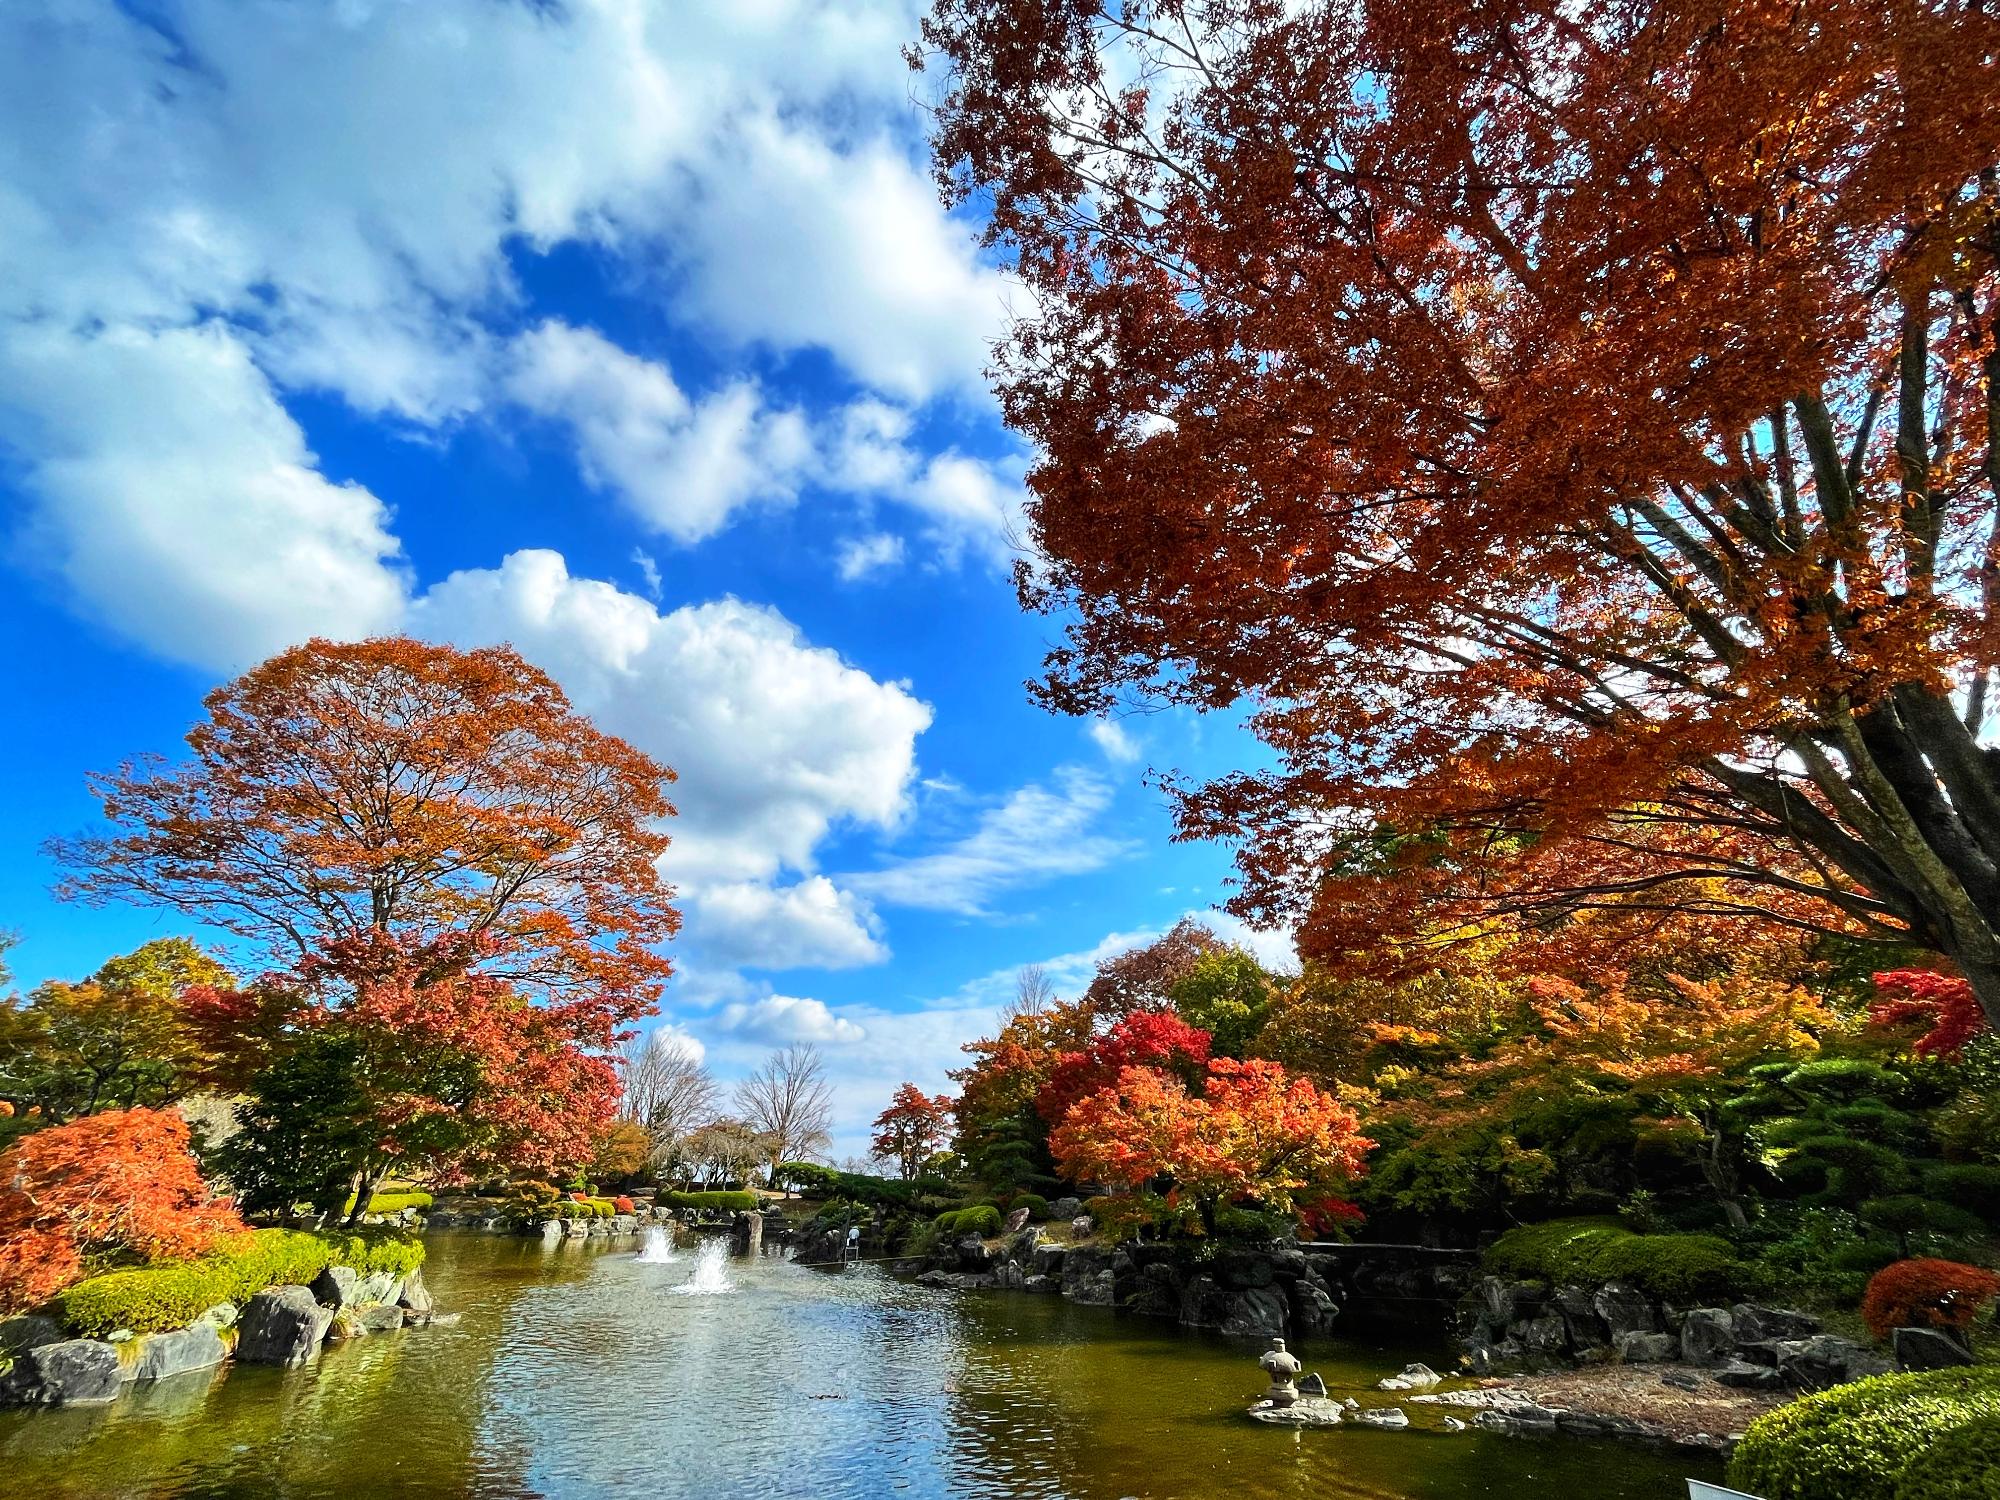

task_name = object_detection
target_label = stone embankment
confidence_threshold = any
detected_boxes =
[0,1266,449,1408]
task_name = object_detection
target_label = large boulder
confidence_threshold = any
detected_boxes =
[1715,1359,1785,1391]
[1592,1283,1657,1340]
[1475,1277,1530,1328]
[236,1286,335,1366]
[309,1265,359,1308]
[1060,1245,1116,1306]
[1215,1248,1278,1289]
[1776,1335,1887,1391]
[1003,1207,1032,1234]
[0,1339,124,1405]
[1893,1326,1974,1371]
[1680,1307,1736,1365]
[1220,1286,1289,1339]
[954,1234,995,1272]
[1519,1314,1570,1357]
[1029,1243,1068,1279]
[0,1314,64,1357]
[1122,1262,1184,1319]
[352,1270,404,1306]
[1179,1273,1232,1330]
[130,1324,227,1383]
[1049,1197,1082,1222]
[1614,1331,1679,1364]
[1732,1304,1818,1342]
[1288,1278,1340,1337]
[1551,1285,1608,1350]
[397,1268,434,1316]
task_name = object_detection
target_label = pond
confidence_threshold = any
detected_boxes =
[0,1232,1718,1498]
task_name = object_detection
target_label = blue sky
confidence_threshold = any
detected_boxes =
[0,0,1284,1157]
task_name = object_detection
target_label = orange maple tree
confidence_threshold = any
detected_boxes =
[1050,1056,1371,1234]
[0,1106,243,1312]
[1861,1257,2000,1341]
[870,1083,956,1180]
[917,0,2000,1018]
[55,636,679,1020]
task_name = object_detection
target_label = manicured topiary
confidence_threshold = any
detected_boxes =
[1010,1193,1051,1221]
[1891,1412,2000,1500]
[1921,1163,2000,1223]
[656,1191,758,1215]
[1484,1217,1750,1303]
[613,1196,636,1213]
[356,1190,433,1216]
[933,1205,1003,1237]
[1728,1367,2000,1500]
[1860,1258,2000,1341]
[55,1226,424,1336]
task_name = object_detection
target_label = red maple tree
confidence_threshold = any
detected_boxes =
[1035,1010,1212,1127]
[1869,969,1990,1059]
[0,1107,243,1312]
[917,0,2000,1018]
[870,1084,956,1181]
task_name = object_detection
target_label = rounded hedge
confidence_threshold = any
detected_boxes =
[56,1227,424,1337]
[1484,1217,1750,1302]
[934,1205,1003,1237]
[1728,1367,2000,1500]
[1891,1413,2000,1500]
[657,1190,758,1216]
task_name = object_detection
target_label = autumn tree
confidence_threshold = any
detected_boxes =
[951,998,1095,1193]
[1050,1057,1371,1236]
[870,1084,955,1180]
[0,938,233,1125]
[999,963,1058,1027]
[1035,1009,1212,1127]
[50,639,677,1212]
[734,1045,834,1188]
[1169,947,1278,1058]
[1080,920,1226,1021]
[678,1118,769,1188]
[918,0,2000,1019]
[0,1106,243,1312]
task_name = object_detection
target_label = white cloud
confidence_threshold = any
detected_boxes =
[845,767,1137,916]
[0,320,407,672]
[407,549,930,974]
[692,877,888,971]
[715,994,867,1046]
[1089,719,1141,763]
[631,548,663,601]
[502,321,812,543]
[836,533,906,581]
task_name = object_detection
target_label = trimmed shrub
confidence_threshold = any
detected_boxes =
[1485,1217,1750,1303]
[657,1191,758,1216]
[1892,1413,2000,1500]
[56,1227,424,1336]
[1861,1258,2000,1341]
[613,1195,636,1213]
[934,1205,1003,1237]
[1921,1163,2000,1222]
[1858,1196,1985,1253]
[1010,1193,1051,1221]
[1728,1367,2000,1500]
[358,1190,433,1216]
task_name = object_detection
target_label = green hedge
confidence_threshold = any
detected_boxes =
[1894,1412,2000,1500]
[657,1190,758,1215]
[56,1227,425,1337]
[358,1190,434,1216]
[1729,1367,2000,1500]
[934,1205,1003,1237]
[1485,1217,1751,1302]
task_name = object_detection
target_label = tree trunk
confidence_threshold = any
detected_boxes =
[345,1168,378,1227]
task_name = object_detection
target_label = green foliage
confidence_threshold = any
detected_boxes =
[656,1190,757,1215]
[1858,1195,1985,1254]
[1169,948,1276,1058]
[933,1204,1003,1237]
[1485,1217,1751,1302]
[1921,1163,2000,1221]
[1892,1412,2000,1500]
[1009,1192,1051,1220]
[217,1029,376,1219]
[345,1189,434,1216]
[1931,1089,2000,1164]
[1728,1367,2000,1500]
[776,1163,934,1209]
[55,1226,423,1336]
[899,1219,945,1259]
[1214,1204,1293,1241]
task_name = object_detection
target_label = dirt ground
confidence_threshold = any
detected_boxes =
[1499,1365,1790,1440]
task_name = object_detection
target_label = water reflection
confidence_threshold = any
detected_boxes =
[0,1234,1717,1499]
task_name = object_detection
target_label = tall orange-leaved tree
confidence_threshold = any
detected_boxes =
[52,637,679,1212]
[917,0,2000,1017]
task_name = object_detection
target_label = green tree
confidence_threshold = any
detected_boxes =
[1169,948,1277,1059]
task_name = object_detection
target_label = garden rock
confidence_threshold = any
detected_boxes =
[1731,1304,1817,1342]
[1775,1335,1883,1390]
[1220,1287,1289,1339]
[1892,1326,1973,1371]
[1377,1363,1442,1391]
[0,1314,64,1357]
[1614,1332,1678,1364]
[1049,1197,1081,1221]
[1030,1244,1068,1278]
[130,1324,227,1383]
[1298,1372,1327,1397]
[353,1270,403,1306]
[1552,1285,1608,1349]
[1249,1395,1344,1426]
[1070,1216,1093,1237]
[1122,1262,1183,1319]
[1680,1308,1735,1365]
[1520,1314,1569,1356]
[1714,1359,1784,1391]
[195,1302,238,1329]
[1592,1283,1656,1340]
[310,1265,359,1308]
[1357,1406,1410,1428]
[237,1286,335,1366]
[397,1269,434,1315]
[1289,1278,1340,1337]
[1178,1273,1231,1329]
[1004,1208,1032,1234]
[0,1339,124,1405]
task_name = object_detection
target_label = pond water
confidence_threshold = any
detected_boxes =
[0,1233,1717,1499]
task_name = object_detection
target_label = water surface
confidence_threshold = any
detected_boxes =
[0,1232,1717,1498]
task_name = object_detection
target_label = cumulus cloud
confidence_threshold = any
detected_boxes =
[836,532,906,581]
[407,548,929,968]
[845,767,1138,916]
[715,994,866,1046]
[0,320,407,672]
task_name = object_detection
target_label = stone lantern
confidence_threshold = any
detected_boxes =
[1258,1337,1302,1406]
